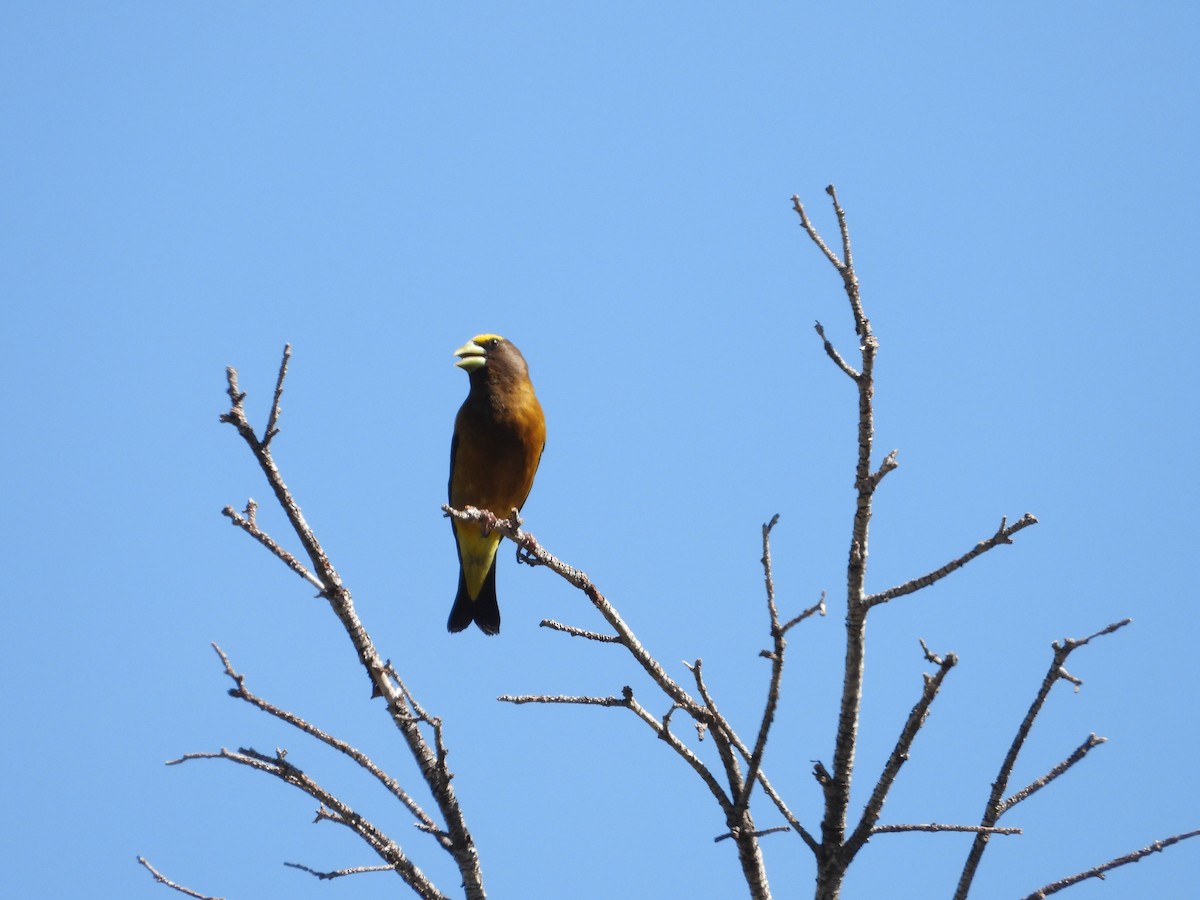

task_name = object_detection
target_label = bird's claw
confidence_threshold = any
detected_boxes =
[516,535,541,567]
[472,507,499,536]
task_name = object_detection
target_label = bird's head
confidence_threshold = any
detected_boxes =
[454,334,507,373]
[453,334,536,395]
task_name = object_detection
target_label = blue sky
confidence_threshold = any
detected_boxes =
[3,3,1197,898]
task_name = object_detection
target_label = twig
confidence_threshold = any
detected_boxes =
[1020,829,1200,899]
[794,187,867,336]
[779,593,826,634]
[443,505,704,714]
[872,823,1022,836]
[1000,734,1107,813]
[792,195,845,271]
[284,862,394,879]
[813,321,860,380]
[625,690,734,806]
[680,653,777,874]
[210,644,444,844]
[539,619,622,642]
[828,185,854,278]
[684,658,731,740]
[384,663,452,771]
[845,645,958,858]
[714,825,791,843]
[953,619,1133,900]
[221,504,325,592]
[263,343,291,448]
[513,684,734,820]
[137,857,223,900]
[870,449,899,488]
[497,693,632,707]
[732,516,793,825]
[761,515,781,626]
[866,513,1039,607]
[166,748,447,900]
[681,657,773,899]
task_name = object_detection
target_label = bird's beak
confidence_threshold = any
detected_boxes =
[454,340,488,372]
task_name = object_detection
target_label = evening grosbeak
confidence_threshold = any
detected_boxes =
[447,334,546,634]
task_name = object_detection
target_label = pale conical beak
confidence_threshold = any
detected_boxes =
[454,340,487,372]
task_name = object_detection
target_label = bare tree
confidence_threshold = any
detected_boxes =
[141,187,1196,899]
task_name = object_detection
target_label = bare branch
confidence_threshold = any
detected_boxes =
[872,823,1022,837]
[221,503,325,591]
[219,367,250,436]
[682,658,752,800]
[733,517,791,822]
[1062,618,1133,649]
[539,619,622,642]
[453,502,816,859]
[210,644,444,843]
[953,619,1133,900]
[792,194,845,270]
[699,513,814,880]
[1001,734,1107,813]
[220,352,484,897]
[220,358,348,613]
[137,857,223,900]
[382,663,453,771]
[814,321,860,380]
[780,592,827,634]
[456,501,799,879]
[845,645,958,858]
[691,676,772,900]
[756,772,818,853]
[917,638,942,664]
[498,693,631,707]
[714,825,791,843]
[284,862,394,880]
[166,747,447,900]
[827,184,854,275]
[618,688,732,809]
[263,343,291,448]
[761,514,781,624]
[867,513,1039,608]
[1019,829,1200,899]
[794,186,867,337]
[684,659,725,731]
[801,186,878,890]
[870,449,899,488]
[681,652,785,895]
[443,504,705,715]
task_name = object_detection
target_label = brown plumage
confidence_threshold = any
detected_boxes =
[448,334,546,634]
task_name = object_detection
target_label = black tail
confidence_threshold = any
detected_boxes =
[447,561,500,635]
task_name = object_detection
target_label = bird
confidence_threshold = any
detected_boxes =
[447,334,546,634]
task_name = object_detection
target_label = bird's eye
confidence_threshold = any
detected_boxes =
[486,338,500,349]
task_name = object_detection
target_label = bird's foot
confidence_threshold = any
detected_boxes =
[516,534,541,567]
[470,507,499,536]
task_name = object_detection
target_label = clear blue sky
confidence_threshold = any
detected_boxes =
[3,4,1197,899]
